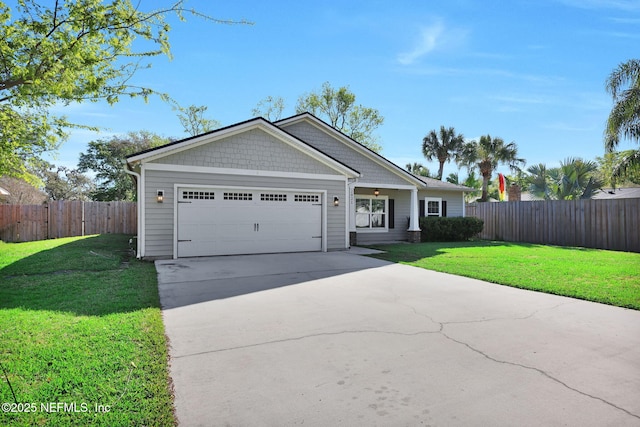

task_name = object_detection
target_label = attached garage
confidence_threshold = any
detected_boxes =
[176,187,324,257]
[125,116,359,259]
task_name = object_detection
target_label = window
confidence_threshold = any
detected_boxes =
[294,194,319,203]
[261,193,287,202]
[425,197,442,217]
[224,192,253,201]
[182,191,214,200]
[355,196,387,231]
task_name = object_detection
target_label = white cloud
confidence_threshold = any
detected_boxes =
[397,20,468,65]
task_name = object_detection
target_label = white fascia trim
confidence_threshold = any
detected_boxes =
[344,179,349,248]
[462,193,466,218]
[420,187,472,192]
[123,164,142,258]
[140,166,146,258]
[173,183,328,259]
[144,162,348,182]
[355,182,418,191]
[129,120,359,178]
[278,115,426,187]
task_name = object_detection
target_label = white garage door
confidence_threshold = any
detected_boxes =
[177,188,323,257]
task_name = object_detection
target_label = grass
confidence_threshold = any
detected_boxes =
[0,235,175,426]
[369,240,640,310]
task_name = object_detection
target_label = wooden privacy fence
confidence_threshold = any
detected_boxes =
[0,201,137,243]
[466,199,640,253]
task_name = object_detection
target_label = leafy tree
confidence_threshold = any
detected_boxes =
[421,126,465,180]
[457,134,525,202]
[605,59,640,180]
[252,96,285,121]
[0,176,47,204]
[405,162,432,177]
[526,158,603,200]
[34,162,94,201]
[295,82,384,152]
[78,131,170,201]
[596,151,640,186]
[0,0,247,182]
[177,105,220,136]
[461,170,482,202]
[445,172,459,184]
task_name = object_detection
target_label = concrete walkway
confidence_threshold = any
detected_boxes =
[156,252,640,426]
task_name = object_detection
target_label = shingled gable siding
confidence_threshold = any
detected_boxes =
[150,128,337,176]
[280,121,410,186]
[355,189,411,245]
[143,169,347,258]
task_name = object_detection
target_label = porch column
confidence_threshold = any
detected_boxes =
[408,187,421,243]
[348,182,357,246]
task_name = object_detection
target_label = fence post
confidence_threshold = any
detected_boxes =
[82,201,85,236]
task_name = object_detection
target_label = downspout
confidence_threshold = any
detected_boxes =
[123,161,142,259]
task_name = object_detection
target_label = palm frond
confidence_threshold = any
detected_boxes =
[612,149,640,178]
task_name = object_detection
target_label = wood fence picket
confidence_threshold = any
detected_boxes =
[0,201,137,243]
[466,199,640,253]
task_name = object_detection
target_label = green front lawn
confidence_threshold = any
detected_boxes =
[0,235,175,426]
[370,241,640,310]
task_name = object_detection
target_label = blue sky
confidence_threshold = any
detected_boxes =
[48,0,639,180]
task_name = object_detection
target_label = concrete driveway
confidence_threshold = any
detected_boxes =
[155,251,640,426]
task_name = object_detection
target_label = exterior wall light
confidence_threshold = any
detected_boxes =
[374,188,380,197]
[156,189,164,203]
[333,196,339,207]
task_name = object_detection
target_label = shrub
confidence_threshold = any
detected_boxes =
[419,217,484,242]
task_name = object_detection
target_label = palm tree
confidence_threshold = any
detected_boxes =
[462,170,482,202]
[526,158,602,200]
[526,163,551,199]
[457,134,525,202]
[422,126,465,180]
[405,162,431,177]
[605,59,640,179]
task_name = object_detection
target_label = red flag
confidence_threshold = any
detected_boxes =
[498,173,506,201]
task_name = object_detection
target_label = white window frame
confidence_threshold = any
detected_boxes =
[425,197,442,217]
[355,195,388,233]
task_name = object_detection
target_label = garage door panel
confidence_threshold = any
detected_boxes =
[177,188,323,257]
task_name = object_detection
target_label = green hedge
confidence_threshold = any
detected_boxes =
[419,217,484,242]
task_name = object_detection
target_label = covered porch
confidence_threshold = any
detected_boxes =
[348,182,421,246]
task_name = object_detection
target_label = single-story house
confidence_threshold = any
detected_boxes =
[125,113,471,259]
[592,187,640,200]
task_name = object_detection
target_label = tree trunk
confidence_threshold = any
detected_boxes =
[437,161,445,180]
[480,169,492,202]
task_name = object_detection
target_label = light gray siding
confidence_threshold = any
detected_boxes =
[142,169,347,258]
[151,128,337,176]
[354,189,466,245]
[420,190,465,217]
[281,121,412,186]
[355,189,411,244]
